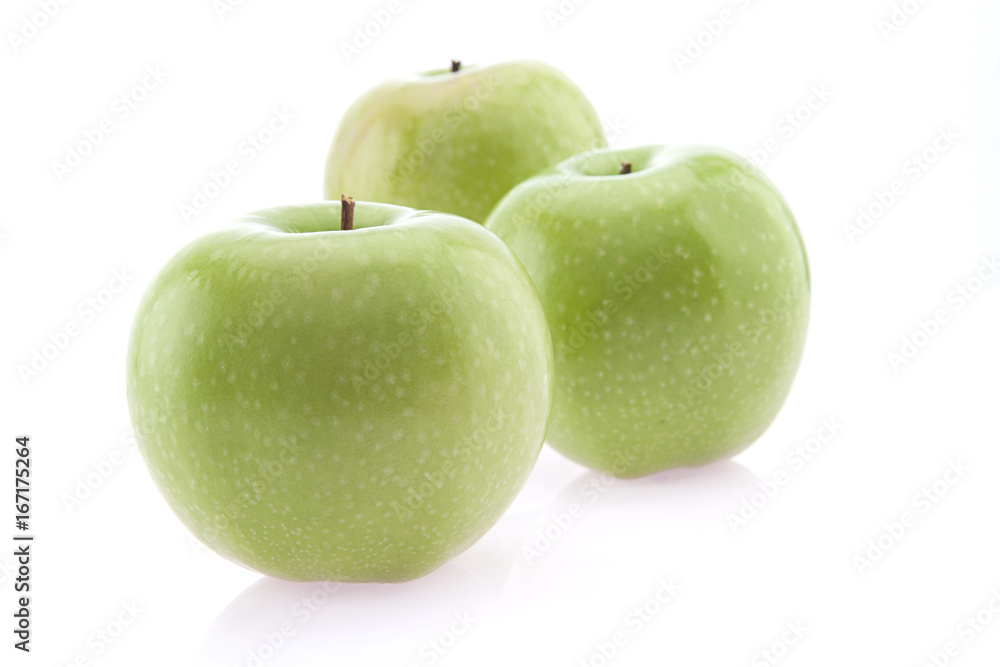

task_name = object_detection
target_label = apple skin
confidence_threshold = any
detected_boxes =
[126,202,553,582]
[323,60,607,223]
[485,145,810,477]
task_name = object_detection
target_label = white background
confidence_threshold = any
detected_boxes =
[3,0,999,665]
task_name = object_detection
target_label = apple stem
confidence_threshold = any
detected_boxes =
[340,195,355,231]
[451,60,461,72]
[620,162,632,175]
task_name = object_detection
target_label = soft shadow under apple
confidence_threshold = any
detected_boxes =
[202,561,504,665]
[504,459,762,602]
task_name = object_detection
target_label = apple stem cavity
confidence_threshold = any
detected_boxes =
[451,60,461,72]
[620,162,632,175]
[340,195,355,231]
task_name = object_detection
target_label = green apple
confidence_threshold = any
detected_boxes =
[485,145,810,477]
[126,199,553,582]
[323,59,608,223]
